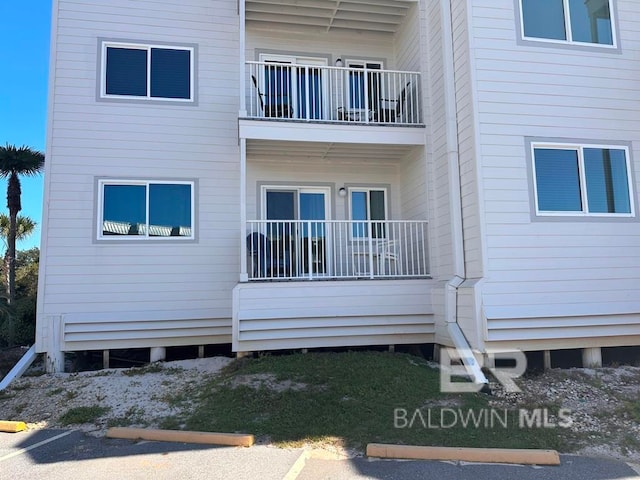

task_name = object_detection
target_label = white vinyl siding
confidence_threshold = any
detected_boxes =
[246,159,402,222]
[425,0,455,280]
[467,0,640,343]
[246,29,395,69]
[451,0,485,279]
[37,0,239,352]
[233,280,436,352]
[399,147,428,221]
[394,2,421,72]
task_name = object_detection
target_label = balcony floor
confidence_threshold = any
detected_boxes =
[239,118,425,145]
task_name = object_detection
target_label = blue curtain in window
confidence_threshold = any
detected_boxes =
[300,192,325,238]
[534,148,582,211]
[265,64,291,111]
[151,48,191,99]
[297,67,323,120]
[349,71,365,109]
[266,190,295,240]
[105,48,147,96]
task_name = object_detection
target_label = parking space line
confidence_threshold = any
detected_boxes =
[281,450,310,480]
[0,430,74,462]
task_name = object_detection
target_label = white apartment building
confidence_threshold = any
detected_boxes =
[37,0,640,371]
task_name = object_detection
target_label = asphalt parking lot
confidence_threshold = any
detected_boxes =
[1,429,639,480]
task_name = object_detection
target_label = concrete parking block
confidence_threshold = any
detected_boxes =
[107,427,254,447]
[366,443,561,465]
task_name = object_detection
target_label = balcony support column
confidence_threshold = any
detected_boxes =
[240,138,248,282]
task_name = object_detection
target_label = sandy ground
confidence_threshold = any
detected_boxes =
[0,356,232,436]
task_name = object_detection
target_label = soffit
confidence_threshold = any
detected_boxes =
[245,0,416,34]
[246,140,417,164]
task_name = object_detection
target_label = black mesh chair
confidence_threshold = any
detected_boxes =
[246,232,270,278]
[378,81,411,123]
[251,75,292,118]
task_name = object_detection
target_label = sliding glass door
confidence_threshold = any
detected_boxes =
[260,55,327,120]
[264,187,330,276]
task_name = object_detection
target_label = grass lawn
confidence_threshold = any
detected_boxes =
[179,351,575,451]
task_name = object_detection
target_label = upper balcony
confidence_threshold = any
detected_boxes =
[240,62,425,144]
[239,0,425,145]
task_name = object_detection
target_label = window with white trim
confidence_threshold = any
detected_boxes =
[520,0,615,46]
[98,180,194,239]
[532,144,633,216]
[349,188,387,238]
[100,42,194,101]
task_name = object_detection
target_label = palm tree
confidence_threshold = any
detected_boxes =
[0,213,37,244]
[0,213,37,294]
[0,144,44,305]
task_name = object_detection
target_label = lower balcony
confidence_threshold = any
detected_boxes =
[245,220,429,281]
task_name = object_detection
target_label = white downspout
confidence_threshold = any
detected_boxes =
[0,345,38,391]
[440,0,487,385]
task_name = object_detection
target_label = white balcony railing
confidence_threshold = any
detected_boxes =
[245,61,422,125]
[245,220,429,281]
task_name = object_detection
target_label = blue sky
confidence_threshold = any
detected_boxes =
[0,2,52,251]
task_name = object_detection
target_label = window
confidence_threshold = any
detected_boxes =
[349,188,387,238]
[531,144,633,216]
[345,60,383,112]
[101,42,194,101]
[520,0,615,46]
[99,180,194,239]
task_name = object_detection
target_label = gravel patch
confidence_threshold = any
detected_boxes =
[0,357,232,436]
[487,365,640,463]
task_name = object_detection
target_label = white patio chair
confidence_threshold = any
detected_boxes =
[376,240,399,276]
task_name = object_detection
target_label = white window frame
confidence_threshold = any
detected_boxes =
[100,41,195,102]
[97,179,195,240]
[518,0,617,48]
[348,187,388,239]
[531,142,634,217]
[260,185,331,221]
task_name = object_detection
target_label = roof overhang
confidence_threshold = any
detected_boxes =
[245,0,417,34]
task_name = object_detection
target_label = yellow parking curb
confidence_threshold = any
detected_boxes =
[0,421,27,433]
[366,443,560,465]
[106,427,254,447]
